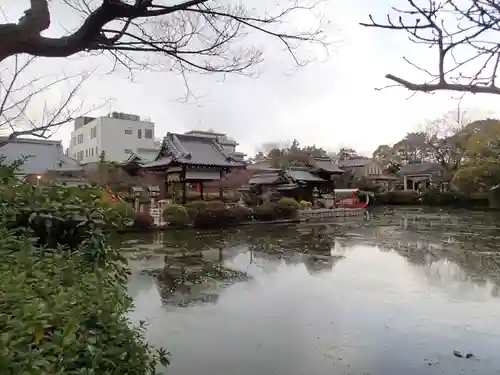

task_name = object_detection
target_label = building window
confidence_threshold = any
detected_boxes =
[137,129,142,139]
[125,149,132,154]
[91,147,94,156]
[96,146,98,155]
[77,134,83,144]
[85,149,88,157]
[90,126,97,139]
[125,129,132,135]
[72,137,76,146]
[145,129,153,139]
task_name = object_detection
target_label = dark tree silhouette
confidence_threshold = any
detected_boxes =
[1,0,328,72]
[361,1,500,95]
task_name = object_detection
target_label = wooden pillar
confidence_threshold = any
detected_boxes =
[164,172,169,199]
[403,175,408,190]
[219,168,225,201]
[181,166,187,204]
[200,182,204,200]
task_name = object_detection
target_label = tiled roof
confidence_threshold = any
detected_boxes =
[286,167,326,182]
[310,157,344,173]
[152,133,245,168]
[398,162,443,175]
[0,137,81,175]
[246,161,280,172]
[141,157,173,169]
[338,158,371,168]
[249,173,284,185]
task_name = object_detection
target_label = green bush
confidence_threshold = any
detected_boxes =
[373,191,421,205]
[133,211,155,229]
[276,197,300,219]
[192,201,240,229]
[0,162,168,374]
[162,204,191,227]
[0,231,167,374]
[184,200,208,219]
[253,203,278,221]
[374,189,490,208]
[228,206,252,222]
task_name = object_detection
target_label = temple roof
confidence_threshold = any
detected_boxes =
[309,156,344,174]
[286,167,327,182]
[248,173,284,185]
[144,133,244,169]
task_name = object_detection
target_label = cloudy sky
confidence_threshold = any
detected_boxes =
[2,0,500,156]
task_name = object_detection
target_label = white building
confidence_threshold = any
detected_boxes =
[68,112,159,163]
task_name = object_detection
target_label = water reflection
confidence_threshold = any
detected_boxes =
[123,209,500,375]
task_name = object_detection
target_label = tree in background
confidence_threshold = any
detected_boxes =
[372,144,395,167]
[336,147,358,160]
[255,139,329,168]
[361,1,500,95]
[1,1,329,72]
[0,55,93,145]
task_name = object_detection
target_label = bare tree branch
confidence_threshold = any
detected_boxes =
[361,0,500,95]
[0,55,101,146]
[0,0,330,75]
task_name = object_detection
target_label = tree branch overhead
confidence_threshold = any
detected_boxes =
[0,0,328,74]
[361,0,500,95]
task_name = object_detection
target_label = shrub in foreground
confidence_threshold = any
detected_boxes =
[0,177,168,373]
[0,232,168,374]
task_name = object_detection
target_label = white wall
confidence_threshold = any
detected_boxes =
[68,116,156,163]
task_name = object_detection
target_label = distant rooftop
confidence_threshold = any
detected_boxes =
[185,129,227,137]
[0,137,82,175]
[74,112,151,130]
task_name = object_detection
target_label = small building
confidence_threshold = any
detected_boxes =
[0,138,84,185]
[338,157,395,190]
[142,132,245,203]
[398,161,446,191]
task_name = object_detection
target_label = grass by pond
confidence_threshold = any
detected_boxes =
[121,208,500,375]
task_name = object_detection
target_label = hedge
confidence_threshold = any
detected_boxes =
[183,198,301,228]
[373,190,490,208]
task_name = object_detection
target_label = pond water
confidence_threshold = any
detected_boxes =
[121,208,500,375]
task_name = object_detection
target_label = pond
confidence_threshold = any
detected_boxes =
[121,208,500,375]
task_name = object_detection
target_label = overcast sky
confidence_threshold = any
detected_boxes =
[3,0,500,157]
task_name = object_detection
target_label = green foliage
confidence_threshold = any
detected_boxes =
[133,212,155,229]
[162,204,191,227]
[299,200,312,208]
[452,163,500,194]
[192,201,240,229]
[373,191,421,205]
[184,200,208,219]
[253,203,279,221]
[276,197,301,218]
[374,190,489,208]
[229,206,252,221]
[0,232,168,374]
[0,159,168,374]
